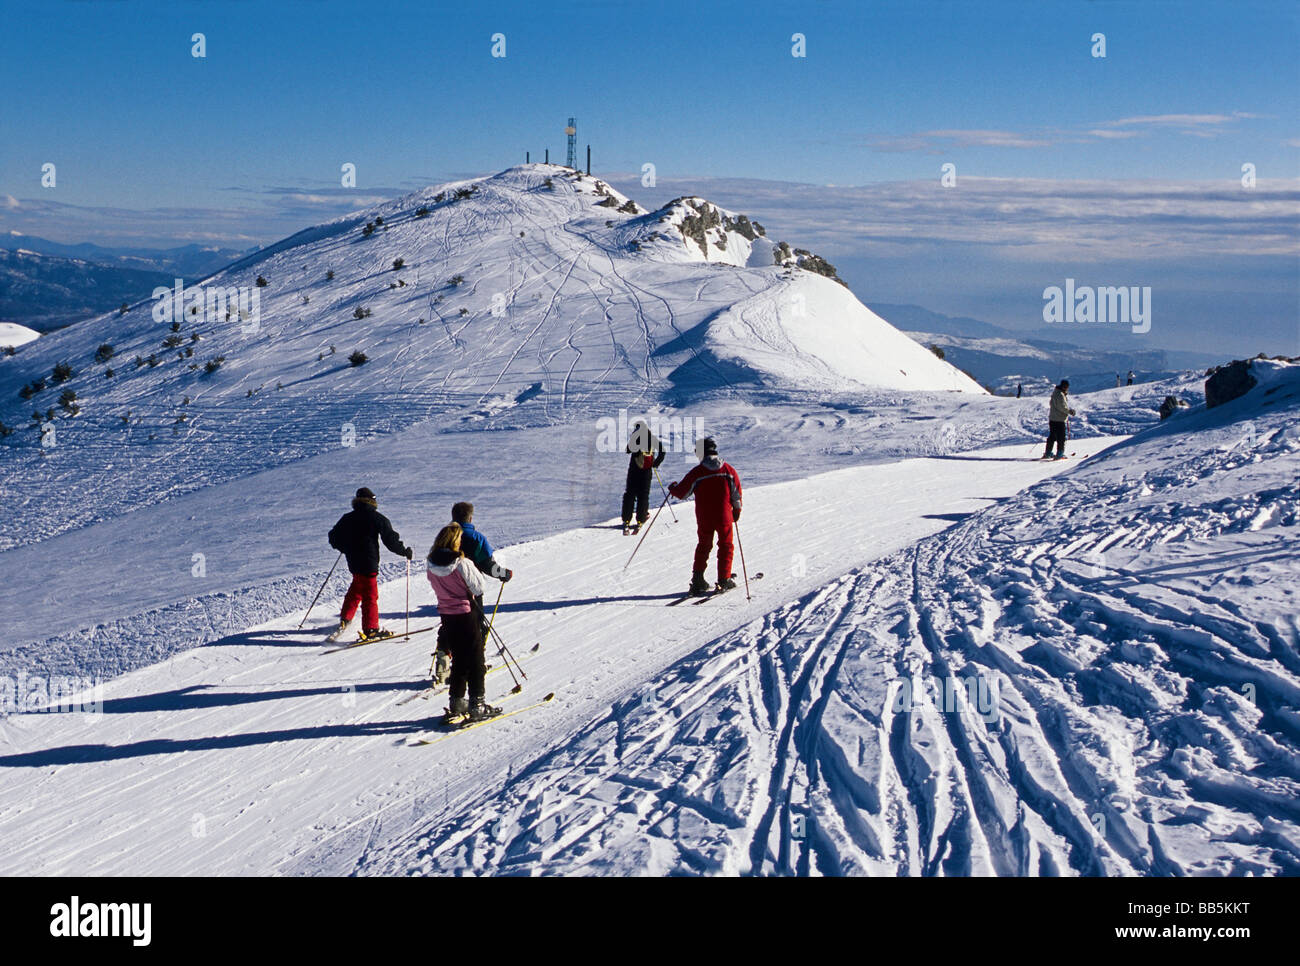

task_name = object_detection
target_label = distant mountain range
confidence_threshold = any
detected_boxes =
[872,301,1225,394]
[0,233,254,331]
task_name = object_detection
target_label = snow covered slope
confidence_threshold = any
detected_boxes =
[0,438,1092,875]
[0,165,979,548]
[354,363,1300,876]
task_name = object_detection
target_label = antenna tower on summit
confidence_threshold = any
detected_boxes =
[565,117,577,168]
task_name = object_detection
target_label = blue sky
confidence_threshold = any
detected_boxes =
[1,0,1297,353]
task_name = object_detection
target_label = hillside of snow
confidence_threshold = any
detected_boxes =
[355,361,1300,876]
[1,362,1293,875]
[3,161,1290,879]
[0,435,1099,875]
[0,165,979,552]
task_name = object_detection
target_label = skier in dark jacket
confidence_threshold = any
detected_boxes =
[622,420,666,535]
[668,437,743,596]
[327,487,412,641]
[1042,380,1076,460]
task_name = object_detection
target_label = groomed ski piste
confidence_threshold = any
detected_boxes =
[0,165,1296,876]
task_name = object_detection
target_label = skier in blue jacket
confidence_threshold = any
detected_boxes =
[430,502,513,683]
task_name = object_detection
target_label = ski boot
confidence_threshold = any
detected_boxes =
[468,697,502,723]
[443,696,469,726]
[360,627,394,642]
[326,618,351,642]
[629,520,642,535]
[716,576,737,592]
[622,519,632,536]
[688,571,710,597]
[432,649,451,685]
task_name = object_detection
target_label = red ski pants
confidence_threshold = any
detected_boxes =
[341,573,379,630]
[694,516,734,581]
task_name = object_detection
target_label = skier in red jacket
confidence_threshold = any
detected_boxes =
[668,437,743,596]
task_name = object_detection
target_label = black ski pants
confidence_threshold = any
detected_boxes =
[1044,420,1067,458]
[440,612,486,702]
[622,466,654,523]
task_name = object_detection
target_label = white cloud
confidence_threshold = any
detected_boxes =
[869,111,1264,153]
[602,173,1300,262]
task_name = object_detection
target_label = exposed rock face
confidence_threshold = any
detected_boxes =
[1159,395,1186,420]
[1205,359,1257,409]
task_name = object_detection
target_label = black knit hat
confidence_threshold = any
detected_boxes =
[702,437,718,455]
[355,487,375,501]
[1060,380,1070,390]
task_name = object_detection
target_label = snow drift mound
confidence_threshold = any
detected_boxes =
[686,273,986,393]
[0,322,39,349]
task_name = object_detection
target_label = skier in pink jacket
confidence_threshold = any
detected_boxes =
[425,523,499,724]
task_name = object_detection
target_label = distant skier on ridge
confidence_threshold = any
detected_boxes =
[622,420,666,535]
[1042,380,1075,461]
[327,487,413,641]
[668,437,743,596]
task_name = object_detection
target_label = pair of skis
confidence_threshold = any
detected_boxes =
[321,624,438,655]
[667,571,765,605]
[394,642,540,706]
[409,690,557,746]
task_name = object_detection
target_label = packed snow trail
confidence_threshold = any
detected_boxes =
[353,367,1300,876]
[0,441,1094,875]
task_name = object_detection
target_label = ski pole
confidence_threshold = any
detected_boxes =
[624,490,670,571]
[299,552,342,629]
[405,557,411,639]
[486,583,504,639]
[472,594,526,688]
[488,622,527,688]
[734,521,752,601]
[654,466,678,522]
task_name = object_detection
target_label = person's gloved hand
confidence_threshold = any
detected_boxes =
[733,506,742,522]
[501,568,513,583]
[403,546,414,560]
